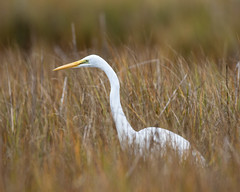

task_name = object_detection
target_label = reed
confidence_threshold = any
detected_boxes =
[0,44,239,191]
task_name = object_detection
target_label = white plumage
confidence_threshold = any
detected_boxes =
[54,54,205,163]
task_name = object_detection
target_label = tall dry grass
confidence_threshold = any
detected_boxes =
[0,44,240,191]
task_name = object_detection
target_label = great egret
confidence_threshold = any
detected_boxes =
[53,55,205,163]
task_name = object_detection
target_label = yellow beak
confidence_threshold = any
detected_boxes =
[53,60,86,71]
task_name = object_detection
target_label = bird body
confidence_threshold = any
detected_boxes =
[54,55,204,163]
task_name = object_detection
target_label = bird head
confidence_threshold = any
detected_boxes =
[53,55,104,71]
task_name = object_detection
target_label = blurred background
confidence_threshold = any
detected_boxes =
[0,0,240,57]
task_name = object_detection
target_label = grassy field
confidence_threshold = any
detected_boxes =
[0,43,239,191]
[0,0,240,191]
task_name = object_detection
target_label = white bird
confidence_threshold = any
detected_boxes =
[53,54,205,163]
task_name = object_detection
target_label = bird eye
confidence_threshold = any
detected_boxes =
[81,60,88,64]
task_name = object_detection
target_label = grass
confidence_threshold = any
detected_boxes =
[0,44,239,191]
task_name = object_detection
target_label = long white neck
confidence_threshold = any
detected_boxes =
[98,59,136,147]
